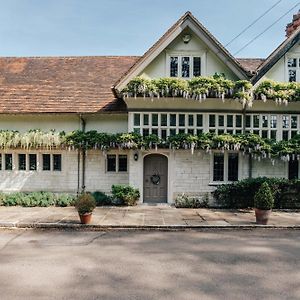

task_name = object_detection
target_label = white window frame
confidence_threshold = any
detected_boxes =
[166,51,206,78]
[286,56,300,82]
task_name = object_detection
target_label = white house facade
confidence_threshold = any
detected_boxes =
[1,11,300,204]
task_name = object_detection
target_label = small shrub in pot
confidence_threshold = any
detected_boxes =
[254,182,274,225]
[75,193,96,224]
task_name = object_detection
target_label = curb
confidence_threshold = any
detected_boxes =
[1,222,300,231]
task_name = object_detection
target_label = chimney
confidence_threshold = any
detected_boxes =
[286,10,300,37]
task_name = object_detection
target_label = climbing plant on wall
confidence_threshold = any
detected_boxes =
[122,76,300,106]
[2,129,300,162]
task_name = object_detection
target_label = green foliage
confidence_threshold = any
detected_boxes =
[0,192,75,207]
[213,177,300,209]
[123,77,300,106]
[175,193,210,208]
[122,76,253,106]
[92,191,112,206]
[111,185,140,206]
[254,182,274,210]
[255,80,298,104]
[75,193,96,215]
[55,194,75,207]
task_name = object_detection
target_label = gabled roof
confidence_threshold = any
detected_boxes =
[252,27,300,84]
[114,11,251,91]
[0,56,138,114]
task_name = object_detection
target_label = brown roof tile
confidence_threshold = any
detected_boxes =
[236,58,265,74]
[0,56,139,114]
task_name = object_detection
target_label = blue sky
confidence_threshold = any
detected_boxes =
[0,0,299,58]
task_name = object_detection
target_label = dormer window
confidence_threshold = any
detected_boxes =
[287,58,299,82]
[169,55,201,78]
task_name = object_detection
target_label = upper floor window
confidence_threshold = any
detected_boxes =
[287,58,300,82]
[170,55,201,78]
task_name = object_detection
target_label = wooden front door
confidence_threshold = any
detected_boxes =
[143,154,168,203]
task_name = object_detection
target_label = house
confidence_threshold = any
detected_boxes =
[0,11,300,204]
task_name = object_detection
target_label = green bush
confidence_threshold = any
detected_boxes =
[56,194,75,207]
[0,191,75,207]
[3,192,24,206]
[213,177,300,209]
[75,193,96,215]
[92,191,112,206]
[111,185,140,206]
[175,193,210,208]
[254,182,274,210]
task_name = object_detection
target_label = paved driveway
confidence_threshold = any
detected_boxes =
[0,229,299,299]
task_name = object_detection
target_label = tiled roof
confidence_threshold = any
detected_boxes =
[236,58,265,74]
[0,56,139,114]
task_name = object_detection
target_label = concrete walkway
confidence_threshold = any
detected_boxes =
[0,205,300,229]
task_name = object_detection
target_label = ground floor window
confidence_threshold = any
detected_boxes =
[288,160,299,180]
[0,153,62,172]
[107,154,128,172]
[213,152,239,182]
[5,154,13,170]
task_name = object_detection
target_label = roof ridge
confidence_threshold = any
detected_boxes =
[0,55,141,59]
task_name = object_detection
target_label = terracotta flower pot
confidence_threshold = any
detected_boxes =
[254,208,271,225]
[79,212,93,224]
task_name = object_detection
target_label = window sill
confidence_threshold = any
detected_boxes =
[209,181,237,186]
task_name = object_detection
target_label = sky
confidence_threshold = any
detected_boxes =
[0,0,299,58]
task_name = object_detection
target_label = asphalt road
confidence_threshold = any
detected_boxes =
[0,229,299,300]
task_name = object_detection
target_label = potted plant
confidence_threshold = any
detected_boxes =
[254,182,274,225]
[75,193,96,224]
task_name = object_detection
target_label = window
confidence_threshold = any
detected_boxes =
[179,114,185,127]
[213,153,224,181]
[107,154,127,172]
[213,152,239,182]
[287,58,298,82]
[209,115,216,127]
[118,155,128,172]
[161,114,167,126]
[170,57,179,77]
[18,154,26,171]
[53,154,62,171]
[107,155,116,172]
[181,57,190,78]
[134,114,140,126]
[43,154,51,171]
[289,160,299,180]
[152,114,158,126]
[169,55,201,78]
[193,57,201,77]
[29,154,37,171]
[228,153,239,181]
[5,154,13,170]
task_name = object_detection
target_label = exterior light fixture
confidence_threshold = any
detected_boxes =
[182,34,191,44]
[134,152,139,161]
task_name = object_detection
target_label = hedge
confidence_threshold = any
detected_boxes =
[213,177,300,209]
[0,192,75,207]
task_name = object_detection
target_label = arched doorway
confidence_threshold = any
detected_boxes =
[143,154,168,203]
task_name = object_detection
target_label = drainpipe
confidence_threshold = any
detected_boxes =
[80,115,86,192]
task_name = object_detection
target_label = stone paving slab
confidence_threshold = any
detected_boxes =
[0,206,300,229]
